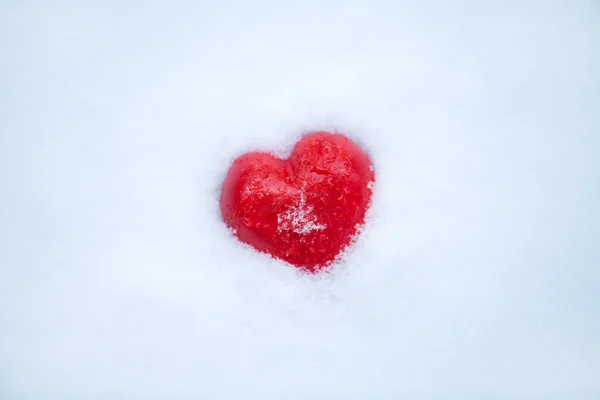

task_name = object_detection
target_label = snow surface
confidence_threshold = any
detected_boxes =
[1,1,599,399]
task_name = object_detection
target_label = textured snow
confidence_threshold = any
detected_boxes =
[1,1,599,399]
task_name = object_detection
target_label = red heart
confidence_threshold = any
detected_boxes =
[220,132,374,272]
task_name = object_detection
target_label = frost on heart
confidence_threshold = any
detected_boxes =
[277,192,326,235]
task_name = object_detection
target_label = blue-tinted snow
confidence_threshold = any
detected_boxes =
[1,1,599,398]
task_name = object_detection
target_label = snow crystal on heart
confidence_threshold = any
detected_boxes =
[277,192,326,235]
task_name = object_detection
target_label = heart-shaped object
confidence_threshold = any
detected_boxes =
[220,132,374,272]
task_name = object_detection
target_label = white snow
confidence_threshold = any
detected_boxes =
[1,1,599,399]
